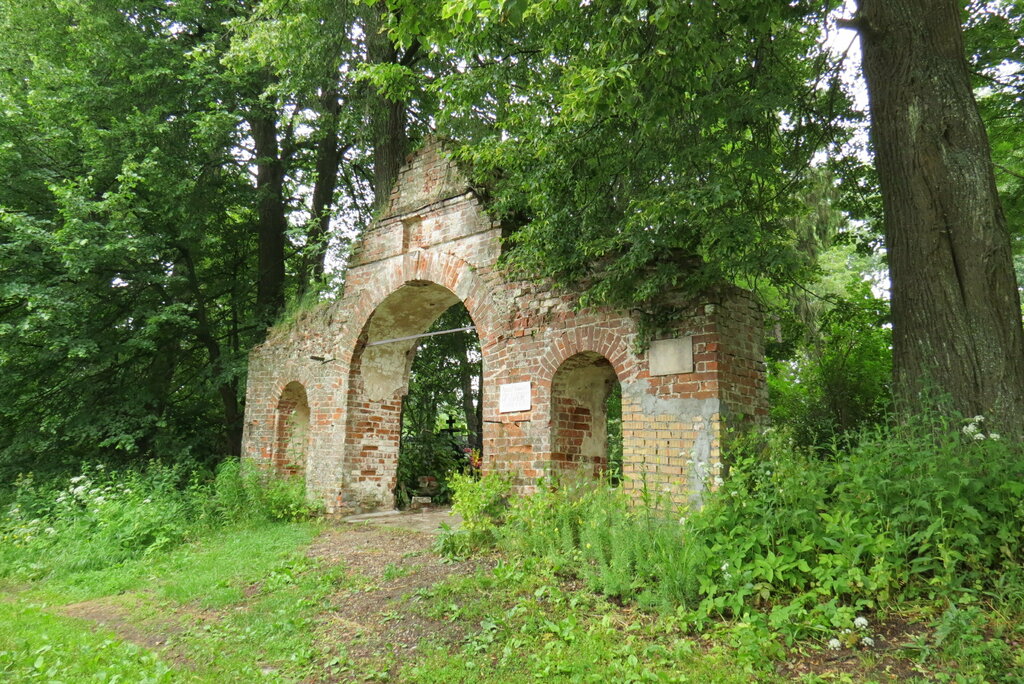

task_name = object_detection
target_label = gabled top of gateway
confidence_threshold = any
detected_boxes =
[382,138,470,219]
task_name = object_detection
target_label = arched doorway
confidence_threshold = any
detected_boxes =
[274,381,310,476]
[397,302,481,506]
[550,352,622,480]
[343,281,482,510]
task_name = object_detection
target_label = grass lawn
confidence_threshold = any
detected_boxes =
[4,515,1018,682]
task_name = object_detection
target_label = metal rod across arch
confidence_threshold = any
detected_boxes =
[364,325,476,348]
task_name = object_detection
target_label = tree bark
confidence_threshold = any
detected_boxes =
[302,86,343,291]
[856,0,1024,437]
[179,249,243,455]
[366,7,409,210]
[249,109,287,329]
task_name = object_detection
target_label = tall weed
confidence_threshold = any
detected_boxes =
[206,458,319,525]
[458,417,1023,635]
[0,458,319,580]
[434,471,512,557]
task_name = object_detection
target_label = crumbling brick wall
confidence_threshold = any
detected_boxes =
[241,140,768,514]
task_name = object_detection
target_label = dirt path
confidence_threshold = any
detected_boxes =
[56,509,483,681]
[309,515,490,681]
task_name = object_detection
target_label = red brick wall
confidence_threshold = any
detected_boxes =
[272,381,310,476]
[241,139,767,514]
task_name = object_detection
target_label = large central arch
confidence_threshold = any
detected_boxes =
[241,140,768,514]
[342,281,488,510]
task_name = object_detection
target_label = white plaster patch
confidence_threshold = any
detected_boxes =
[499,382,532,413]
[649,337,693,376]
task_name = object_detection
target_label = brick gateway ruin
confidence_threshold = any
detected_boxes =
[241,141,767,515]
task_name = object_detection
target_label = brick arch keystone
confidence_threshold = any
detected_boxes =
[336,250,501,359]
[536,325,635,390]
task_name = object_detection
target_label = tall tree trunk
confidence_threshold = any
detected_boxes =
[180,249,243,455]
[249,109,287,329]
[458,347,482,453]
[366,8,409,210]
[854,0,1024,437]
[301,86,344,293]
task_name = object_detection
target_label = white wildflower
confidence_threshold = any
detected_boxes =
[721,562,730,572]
[990,433,1001,441]
[854,616,869,630]
[827,638,841,650]
[973,415,985,423]
[861,636,875,648]
[973,432,986,441]
[963,424,978,436]
[70,475,86,484]
[713,476,724,488]
[94,496,105,504]
[95,464,105,470]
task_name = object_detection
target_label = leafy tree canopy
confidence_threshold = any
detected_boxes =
[381,0,857,329]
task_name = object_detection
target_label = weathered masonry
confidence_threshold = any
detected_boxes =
[241,141,768,514]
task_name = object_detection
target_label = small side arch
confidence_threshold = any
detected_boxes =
[549,351,622,479]
[274,381,310,476]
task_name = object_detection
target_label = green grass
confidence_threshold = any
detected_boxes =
[0,515,771,683]
[18,522,322,606]
[2,433,1022,682]
[1,521,334,682]
[0,601,178,682]
[404,561,757,683]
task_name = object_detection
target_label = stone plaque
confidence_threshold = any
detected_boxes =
[499,381,532,413]
[649,337,694,376]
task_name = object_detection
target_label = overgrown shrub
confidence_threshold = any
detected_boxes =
[768,281,892,451]
[452,417,1024,642]
[0,458,320,580]
[434,471,512,557]
[0,463,196,577]
[206,458,320,525]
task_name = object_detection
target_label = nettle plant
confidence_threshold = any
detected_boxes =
[442,414,1024,649]
[1,463,194,577]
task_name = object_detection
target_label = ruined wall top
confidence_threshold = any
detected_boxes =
[385,139,470,218]
[347,139,497,271]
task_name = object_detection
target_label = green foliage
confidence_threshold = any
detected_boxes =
[398,303,481,506]
[207,459,321,525]
[384,0,854,325]
[0,602,175,682]
[461,419,1024,647]
[434,471,512,556]
[768,279,892,449]
[0,0,261,468]
[0,463,195,578]
[967,2,1024,243]
[605,383,623,481]
[498,478,708,608]
[0,460,319,580]
[395,433,465,508]
[759,165,892,449]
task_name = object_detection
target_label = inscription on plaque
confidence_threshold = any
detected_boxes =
[649,337,694,376]
[499,381,532,413]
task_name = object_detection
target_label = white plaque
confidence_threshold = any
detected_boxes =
[499,381,532,413]
[649,337,694,376]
